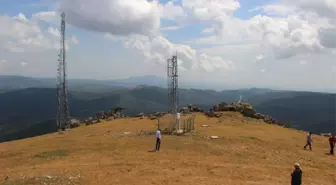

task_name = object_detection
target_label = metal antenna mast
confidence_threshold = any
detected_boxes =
[167,53,179,114]
[56,12,70,131]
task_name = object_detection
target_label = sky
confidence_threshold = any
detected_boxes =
[0,0,335,92]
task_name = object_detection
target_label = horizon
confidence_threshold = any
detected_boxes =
[1,74,335,94]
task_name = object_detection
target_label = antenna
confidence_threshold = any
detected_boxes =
[238,95,242,103]
[56,12,70,131]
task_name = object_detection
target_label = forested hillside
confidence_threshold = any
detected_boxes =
[0,86,335,142]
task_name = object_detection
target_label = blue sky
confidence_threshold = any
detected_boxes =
[0,0,335,91]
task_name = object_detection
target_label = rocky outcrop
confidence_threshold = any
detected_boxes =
[78,107,126,126]
[70,119,80,128]
[213,102,253,112]
[210,102,281,125]
[180,105,204,114]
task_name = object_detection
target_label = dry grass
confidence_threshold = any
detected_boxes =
[0,112,335,185]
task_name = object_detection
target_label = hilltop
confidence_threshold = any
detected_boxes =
[0,112,335,185]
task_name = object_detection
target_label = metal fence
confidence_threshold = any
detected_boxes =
[157,114,195,134]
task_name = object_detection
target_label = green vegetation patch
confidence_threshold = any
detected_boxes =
[34,150,68,158]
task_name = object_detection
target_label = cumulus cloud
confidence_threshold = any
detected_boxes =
[48,27,61,38]
[183,0,336,60]
[249,4,296,16]
[318,28,336,48]
[202,27,214,34]
[199,54,234,72]
[56,0,161,36]
[113,34,233,72]
[71,35,80,45]
[181,0,240,21]
[56,0,232,72]
[0,60,6,71]
[160,26,183,31]
[249,14,326,59]
[20,61,27,67]
[32,11,58,24]
[159,1,185,20]
[256,54,264,61]
[260,68,266,73]
[299,60,308,65]
[296,0,336,21]
[0,14,56,52]
[0,15,58,52]
[0,12,79,53]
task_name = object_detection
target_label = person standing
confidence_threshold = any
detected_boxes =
[155,129,161,152]
[304,132,313,151]
[291,163,302,185]
[329,134,336,155]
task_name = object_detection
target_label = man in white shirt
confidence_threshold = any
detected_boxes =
[304,132,313,151]
[155,129,162,152]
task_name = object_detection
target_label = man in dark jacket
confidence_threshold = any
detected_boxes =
[329,134,336,155]
[291,163,302,185]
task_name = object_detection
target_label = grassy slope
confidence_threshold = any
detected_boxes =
[0,113,335,185]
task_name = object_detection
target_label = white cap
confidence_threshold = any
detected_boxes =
[294,163,300,168]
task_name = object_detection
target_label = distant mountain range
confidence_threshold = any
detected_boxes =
[0,75,335,142]
[0,75,167,92]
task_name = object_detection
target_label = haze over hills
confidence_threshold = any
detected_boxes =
[0,75,335,142]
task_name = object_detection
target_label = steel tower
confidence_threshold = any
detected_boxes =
[56,12,70,131]
[167,54,179,113]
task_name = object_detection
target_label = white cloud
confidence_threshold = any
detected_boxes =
[13,13,29,22]
[256,54,264,61]
[318,28,336,48]
[0,13,60,52]
[249,14,327,59]
[299,60,308,65]
[0,60,6,71]
[20,61,27,67]
[202,27,214,34]
[71,35,79,44]
[181,0,240,21]
[249,4,296,16]
[58,0,232,72]
[159,1,185,20]
[296,0,336,21]
[32,11,58,24]
[56,0,161,36]
[185,0,336,60]
[199,54,234,72]
[48,27,61,38]
[0,12,79,53]
[160,26,183,31]
[116,34,233,72]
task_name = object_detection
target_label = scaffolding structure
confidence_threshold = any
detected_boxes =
[56,12,70,131]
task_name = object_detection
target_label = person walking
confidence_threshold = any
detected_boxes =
[155,129,162,152]
[329,134,336,155]
[291,163,302,185]
[304,132,313,151]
